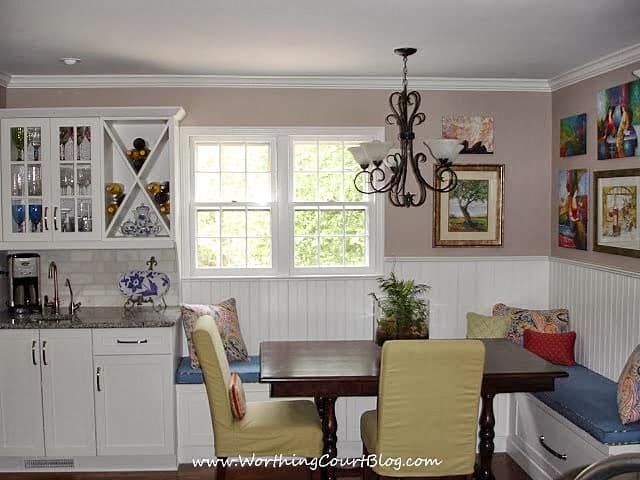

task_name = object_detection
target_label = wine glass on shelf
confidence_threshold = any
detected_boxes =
[77,167,91,195]
[11,167,24,197]
[11,204,25,233]
[12,128,25,161]
[31,130,41,162]
[27,165,42,196]
[59,127,71,161]
[60,167,74,196]
[28,204,42,233]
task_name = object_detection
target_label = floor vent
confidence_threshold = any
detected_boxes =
[24,458,75,469]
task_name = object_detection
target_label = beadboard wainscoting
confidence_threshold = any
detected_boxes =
[178,256,549,459]
[549,257,640,381]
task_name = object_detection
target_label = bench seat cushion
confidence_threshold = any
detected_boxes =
[176,355,260,384]
[534,364,640,445]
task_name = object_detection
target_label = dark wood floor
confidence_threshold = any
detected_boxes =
[0,454,529,480]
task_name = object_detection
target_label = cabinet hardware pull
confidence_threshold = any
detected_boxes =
[539,435,567,460]
[31,340,37,365]
[42,340,48,366]
[53,207,58,231]
[96,367,102,392]
[44,207,49,231]
[116,339,148,344]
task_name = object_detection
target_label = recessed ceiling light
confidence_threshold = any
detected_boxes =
[59,57,81,66]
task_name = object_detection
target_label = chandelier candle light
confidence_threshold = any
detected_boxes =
[349,48,464,208]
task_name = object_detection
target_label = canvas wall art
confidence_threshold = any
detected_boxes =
[433,164,504,247]
[442,115,494,154]
[558,169,588,250]
[594,169,640,258]
[596,79,640,159]
[560,113,587,157]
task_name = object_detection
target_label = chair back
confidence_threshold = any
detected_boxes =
[192,315,234,436]
[376,339,485,476]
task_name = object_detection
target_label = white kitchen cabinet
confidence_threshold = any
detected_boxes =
[0,329,95,457]
[92,327,175,456]
[40,329,96,456]
[0,107,185,249]
[0,330,45,456]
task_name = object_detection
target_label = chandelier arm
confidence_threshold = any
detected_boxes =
[353,166,400,195]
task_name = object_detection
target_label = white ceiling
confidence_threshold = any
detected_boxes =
[1,0,640,80]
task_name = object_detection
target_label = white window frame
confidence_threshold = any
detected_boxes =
[180,127,385,279]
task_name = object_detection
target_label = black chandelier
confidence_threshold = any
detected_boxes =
[349,48,463,208]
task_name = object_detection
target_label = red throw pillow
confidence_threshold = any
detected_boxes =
[523,330,576,366]
[229,372,247,420]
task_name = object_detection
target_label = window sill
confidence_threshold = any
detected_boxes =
[183,272,382,281]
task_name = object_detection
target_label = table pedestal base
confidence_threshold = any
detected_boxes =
[475,393,496,480]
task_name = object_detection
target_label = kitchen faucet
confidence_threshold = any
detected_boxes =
[65,278,82,315]
[47,261,60,315]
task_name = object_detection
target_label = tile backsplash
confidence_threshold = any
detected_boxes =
[1,249,179,309]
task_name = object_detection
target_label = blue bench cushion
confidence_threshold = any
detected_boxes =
[534,364,640,445]
[176,355,260,384]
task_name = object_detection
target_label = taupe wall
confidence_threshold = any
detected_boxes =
[0,86,6,108]
[7,87,552,257]
[552,61,640,271]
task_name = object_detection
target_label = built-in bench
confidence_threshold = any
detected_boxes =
[175,356,261,384]
[534,365,640,446]
[509,364,640,480]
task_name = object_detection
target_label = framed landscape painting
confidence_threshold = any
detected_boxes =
[559,169,588,250]
[442,115,494,154]
[593,169,640,257]
[433,164,504,247]
[560,113,587,157]
[596,79,640,159]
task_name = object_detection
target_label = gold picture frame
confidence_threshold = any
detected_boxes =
[593,168,640,258]
[433,164,504,247]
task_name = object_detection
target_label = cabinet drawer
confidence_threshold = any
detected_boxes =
[92,328,173,355]
[515,393,605,476]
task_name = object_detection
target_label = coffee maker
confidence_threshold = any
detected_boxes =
[8,253,42,315]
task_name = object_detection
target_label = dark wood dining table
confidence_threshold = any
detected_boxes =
[260,338,568,480]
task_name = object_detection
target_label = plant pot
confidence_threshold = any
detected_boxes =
[375,319,429,346]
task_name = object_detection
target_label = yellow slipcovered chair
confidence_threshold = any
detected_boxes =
[192,315,323,478]
[361,340,485,479]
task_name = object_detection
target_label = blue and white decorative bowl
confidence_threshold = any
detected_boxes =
[118,270,170,305]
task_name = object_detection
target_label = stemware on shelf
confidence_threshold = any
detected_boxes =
[12,128,25,162]
[60,166,74,196]
[11,166,24,197]
[11,204,25,233]
[31,129,41,162]
[27,165,42,196]
[59,127,72,161]
[77,167,92,195]
[28,204,42,233]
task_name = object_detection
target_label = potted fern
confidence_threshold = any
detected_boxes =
[370,272,430,345]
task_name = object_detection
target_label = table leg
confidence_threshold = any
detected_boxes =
[315,396,325,421]
[475,393,495,480]
[321,397,338,480]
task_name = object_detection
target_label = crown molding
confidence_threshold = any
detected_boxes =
[0,72,10,88]
[549,42,640,91]
[6,73,551,92]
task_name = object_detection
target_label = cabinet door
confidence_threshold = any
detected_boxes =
[1,119,51,242]
[94,355,174,455]
[50,119,102,241]
[0,330,45,456]
[40,329,96,456]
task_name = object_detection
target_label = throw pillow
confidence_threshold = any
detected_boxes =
[181,298,249,368]
[493,303,570,346]
[466,312,511,339]
[617,345,640,425]
[229,372,247,420]
[523,330,576,366]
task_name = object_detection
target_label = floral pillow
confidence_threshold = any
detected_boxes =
[618,345,640,425]
[493,303,570,346]
[181,298,249,368]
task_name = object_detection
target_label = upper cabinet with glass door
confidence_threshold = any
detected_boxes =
[1,119,50,242]
[0,107,184,248]
[50,119,101,241]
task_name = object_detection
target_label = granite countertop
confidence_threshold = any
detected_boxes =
[0,306,180,329]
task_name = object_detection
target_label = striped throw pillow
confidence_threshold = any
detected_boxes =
[229,372,247,420]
